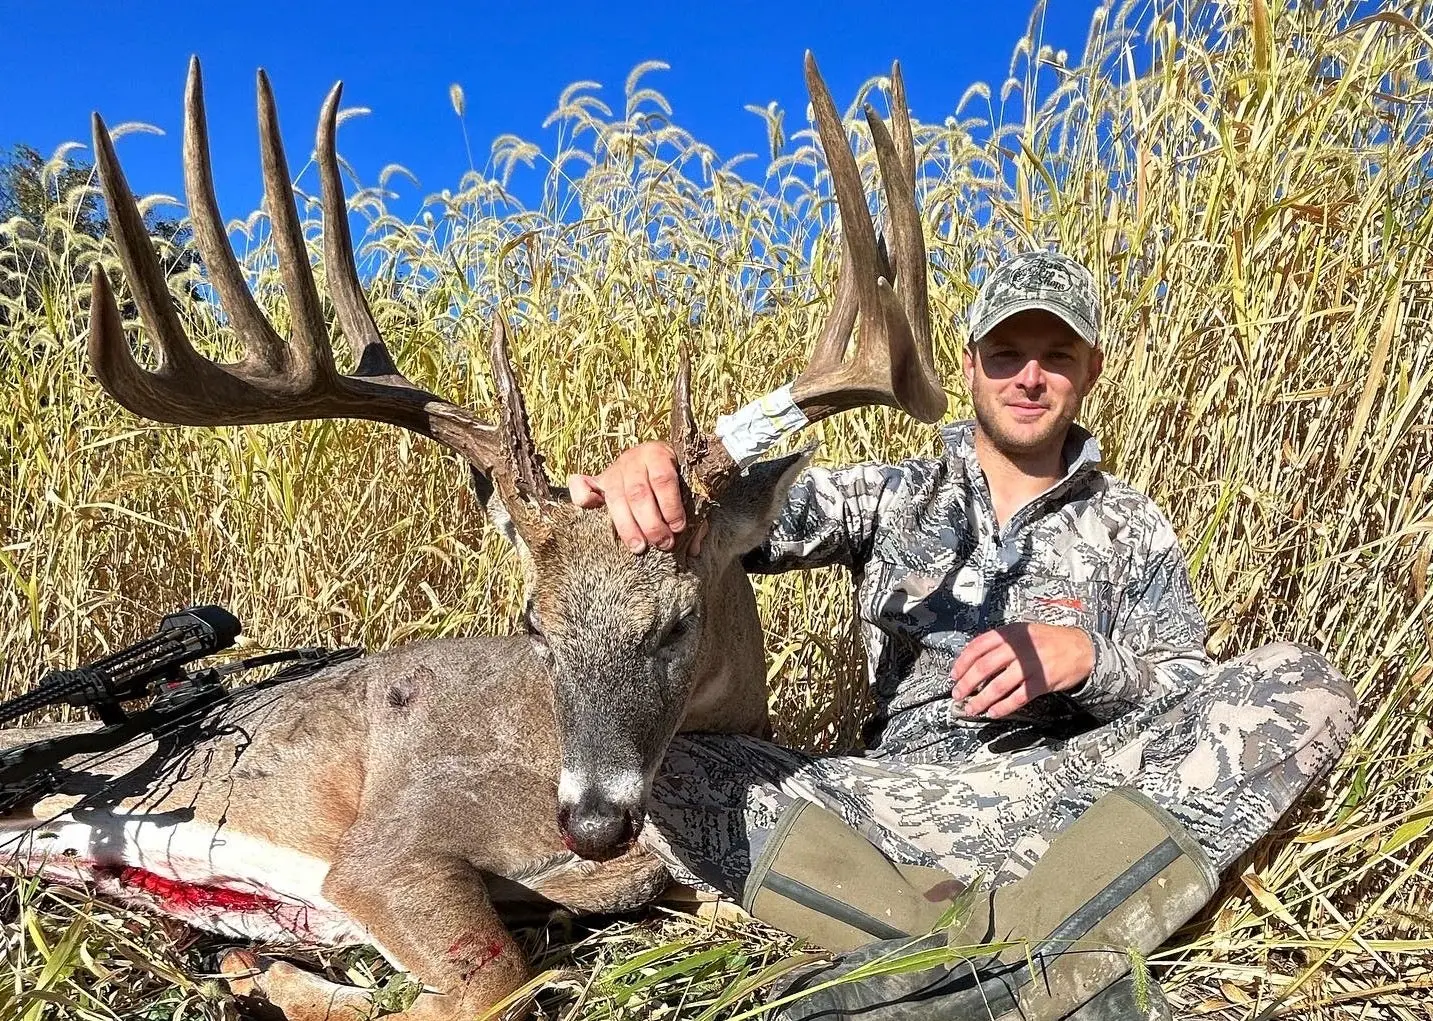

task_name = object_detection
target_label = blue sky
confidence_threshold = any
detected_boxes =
[1,1,1101,218]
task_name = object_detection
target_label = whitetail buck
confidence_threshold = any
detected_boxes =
[1,54,944,1020]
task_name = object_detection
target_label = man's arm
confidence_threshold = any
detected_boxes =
[569,443,905,571]
[1068,527,1210,721]
[741,459,906,574]
[953,510,1209,723]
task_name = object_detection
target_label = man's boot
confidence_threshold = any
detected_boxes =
[741,797,968,953]
[747,787,1215,1020]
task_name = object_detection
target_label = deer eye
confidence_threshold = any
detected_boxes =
[659,608,698,648]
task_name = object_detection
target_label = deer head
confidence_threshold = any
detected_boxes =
[88,55,943,863]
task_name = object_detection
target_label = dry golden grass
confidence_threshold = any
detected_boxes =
[2,0,1431,1017]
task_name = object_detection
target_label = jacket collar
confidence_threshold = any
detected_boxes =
[938,419,1103,530]
[939,419,1102,480]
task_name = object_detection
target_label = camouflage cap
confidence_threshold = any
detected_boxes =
[967,251,1102,347]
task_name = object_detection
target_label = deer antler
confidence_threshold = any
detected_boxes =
[88,58,554,528]
[671,53,946,511]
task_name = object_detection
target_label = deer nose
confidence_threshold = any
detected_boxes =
[557,795,639,861]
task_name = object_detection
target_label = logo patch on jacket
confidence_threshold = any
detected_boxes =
[1035,596,1086,612]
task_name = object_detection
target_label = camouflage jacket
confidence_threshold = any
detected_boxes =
[745,420,1211,762]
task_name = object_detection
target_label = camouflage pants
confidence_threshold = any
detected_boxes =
[642,643,1358,897]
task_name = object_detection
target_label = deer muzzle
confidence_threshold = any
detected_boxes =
[556,768,646,861]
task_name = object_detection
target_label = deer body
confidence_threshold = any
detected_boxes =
[2,633,734,1017]
[2,512,799,1018]
[4,53,941,1019]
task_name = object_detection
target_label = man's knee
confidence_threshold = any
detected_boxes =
[1144,643,1359,869]
[1223,641,1359,749]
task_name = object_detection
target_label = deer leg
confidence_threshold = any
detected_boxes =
[316,850,529,1021]
[221,950,377,1021]
[217,851,526,1021]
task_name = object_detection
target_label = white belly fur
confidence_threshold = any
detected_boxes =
[2,814,367,944]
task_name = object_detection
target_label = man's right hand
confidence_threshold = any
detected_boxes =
[568,441,699,554]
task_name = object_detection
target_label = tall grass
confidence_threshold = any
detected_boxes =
[2,0,1431,1017]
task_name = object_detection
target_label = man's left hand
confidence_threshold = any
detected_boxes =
[950,623,1095,719]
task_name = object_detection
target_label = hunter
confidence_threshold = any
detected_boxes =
[569,250,1359,1020]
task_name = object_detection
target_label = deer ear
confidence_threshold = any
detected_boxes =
[701,450,812,558]
[468,466,572,552]
[469,467,523,549]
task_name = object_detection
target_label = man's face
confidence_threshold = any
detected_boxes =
[962,310,1103,457]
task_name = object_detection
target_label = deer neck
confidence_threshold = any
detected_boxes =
[680,558,770,737]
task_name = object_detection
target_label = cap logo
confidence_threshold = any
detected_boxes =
[1010,256,1072,292]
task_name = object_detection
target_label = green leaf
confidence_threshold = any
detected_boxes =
[1381,815,1432,856]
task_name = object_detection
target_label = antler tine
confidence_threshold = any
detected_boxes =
[183,57,288,374]
[885,61,925,357]
[256,69,335,384]
[667,345,712,560]
[489,316,553,503]
[888,61,916,192]
[866,63,938,407]
[669,345,699,464]
[863,101,941,421]
[317,81,401,380]
[87,261,165,415]
[802,52,885,378]
[91,112,204,384]
[804,239,861,378]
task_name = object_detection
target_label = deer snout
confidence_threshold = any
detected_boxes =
[557,796,639,861]
[557,770,645,861]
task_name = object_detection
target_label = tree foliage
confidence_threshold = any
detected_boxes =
[0,142,195,327]
[0,143,106,239]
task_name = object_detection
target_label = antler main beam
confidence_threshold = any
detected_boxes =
[88,58,552,514]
